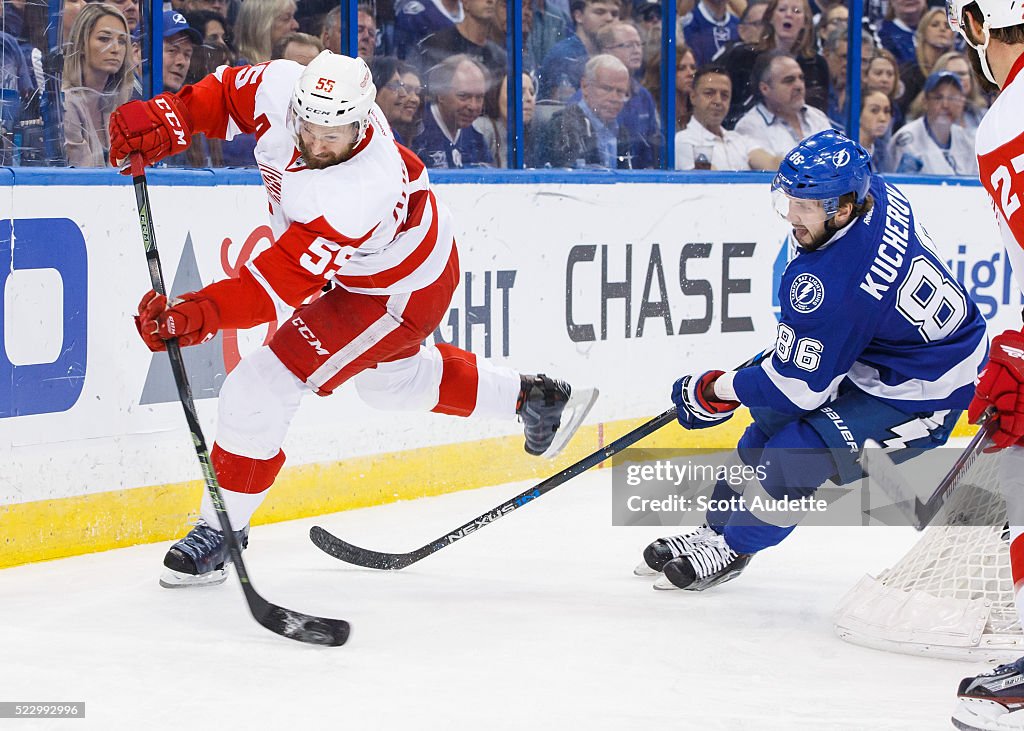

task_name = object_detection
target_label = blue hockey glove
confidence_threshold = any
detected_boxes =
[672,370,740,430]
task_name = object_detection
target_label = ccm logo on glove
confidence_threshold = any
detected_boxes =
[153,97,188,147]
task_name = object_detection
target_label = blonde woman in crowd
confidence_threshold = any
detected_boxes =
[897,6,954,117]
[862,47,904,130]
[234,0,298,64]
[62,3,133,166]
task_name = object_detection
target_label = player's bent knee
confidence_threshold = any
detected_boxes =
[354,347,443,411]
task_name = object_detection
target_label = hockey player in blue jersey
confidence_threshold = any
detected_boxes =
[635,129,989,591]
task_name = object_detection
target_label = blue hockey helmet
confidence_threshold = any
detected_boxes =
[771,130,873,222]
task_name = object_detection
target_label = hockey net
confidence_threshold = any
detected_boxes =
[833,451,1024,661]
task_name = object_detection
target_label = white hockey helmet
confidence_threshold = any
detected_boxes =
[290,50,376,142]
[946,0,1024,83]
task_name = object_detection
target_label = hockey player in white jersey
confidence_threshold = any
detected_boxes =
[107,51,597,589]
[634,129,988,592]
[943,3,1024,730]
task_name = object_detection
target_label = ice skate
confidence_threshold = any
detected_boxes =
[647,524,752,591]
[160,519,249,589]
[517,374,598,458]
[952,658,1024,731]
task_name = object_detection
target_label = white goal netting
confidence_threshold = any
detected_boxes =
[833,454,1024,661]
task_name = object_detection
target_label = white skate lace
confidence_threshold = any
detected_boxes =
[676,529,737,579]
[661,526,722,559]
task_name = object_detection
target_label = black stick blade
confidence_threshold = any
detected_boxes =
[310,526,416,570]
[250,594,351,646]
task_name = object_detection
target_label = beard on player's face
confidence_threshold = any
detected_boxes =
[791,220,829,249]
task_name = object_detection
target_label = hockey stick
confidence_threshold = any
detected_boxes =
[129,155,350,646]
[310,408,678,569]
[861,410,997,531]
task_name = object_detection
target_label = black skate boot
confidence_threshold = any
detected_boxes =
[634,534,697,576]
[516,374,598,458]
[952,657,1024,731]
[648,524,753,591]
[160,518,249,589]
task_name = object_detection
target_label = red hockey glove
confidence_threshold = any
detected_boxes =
[109,94,193,169]
[135,289,221,352]
[969,329,1024,449]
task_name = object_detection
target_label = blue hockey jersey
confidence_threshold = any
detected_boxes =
[732,176,988,416]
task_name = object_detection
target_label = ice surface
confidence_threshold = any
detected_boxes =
[0,468,980,730]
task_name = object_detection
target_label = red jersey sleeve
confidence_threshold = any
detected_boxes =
[175,63,275,141]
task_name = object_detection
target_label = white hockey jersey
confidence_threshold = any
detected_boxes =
[889,116,978,177]
[975,52,1024,292]
[177,60,455,326]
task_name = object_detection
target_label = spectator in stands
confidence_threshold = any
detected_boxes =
[371,56,423,145]
[235,0,298,64]
[490,0,538,72]
[597,21,659,167]
[414,54,493,167]
[736,0,767,45]
[61,3,132,166]
[538,0,620,100]
[535,54,633,168]
[358,4,377,61]
[185,9,232,52]
[633,0,661,67]
[862,47,904,130]
[681,0,740,66]
[877,0,926,66]
[163,10,202,93]
[473,71,537,166]
[717,0,829,125]
[734,50,832,158]
[889,71,977,176]
[814,3,845,50]
[104,0,139,33]
[271,31,323,64]
[675,65,776,170]
[529,0,569,67]
[414,0,507,86]
[859,89,893,172]
[897,7,954,119]
[320,5,341,53]
[821,25,873,130]
[394,0,462,60]
[641,43,695,132]
[925,51,988,133]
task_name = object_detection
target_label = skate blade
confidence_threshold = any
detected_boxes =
[633,561,660,577]
[652,574,679,590]
[542,386,599,459]
[159,567,228,589]
[951,697,1017,731]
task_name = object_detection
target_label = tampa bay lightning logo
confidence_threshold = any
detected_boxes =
[832,149,851,167]
[790,273,825,313]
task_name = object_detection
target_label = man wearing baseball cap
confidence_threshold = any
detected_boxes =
[888,70,978,175]
[163,10,202,93]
